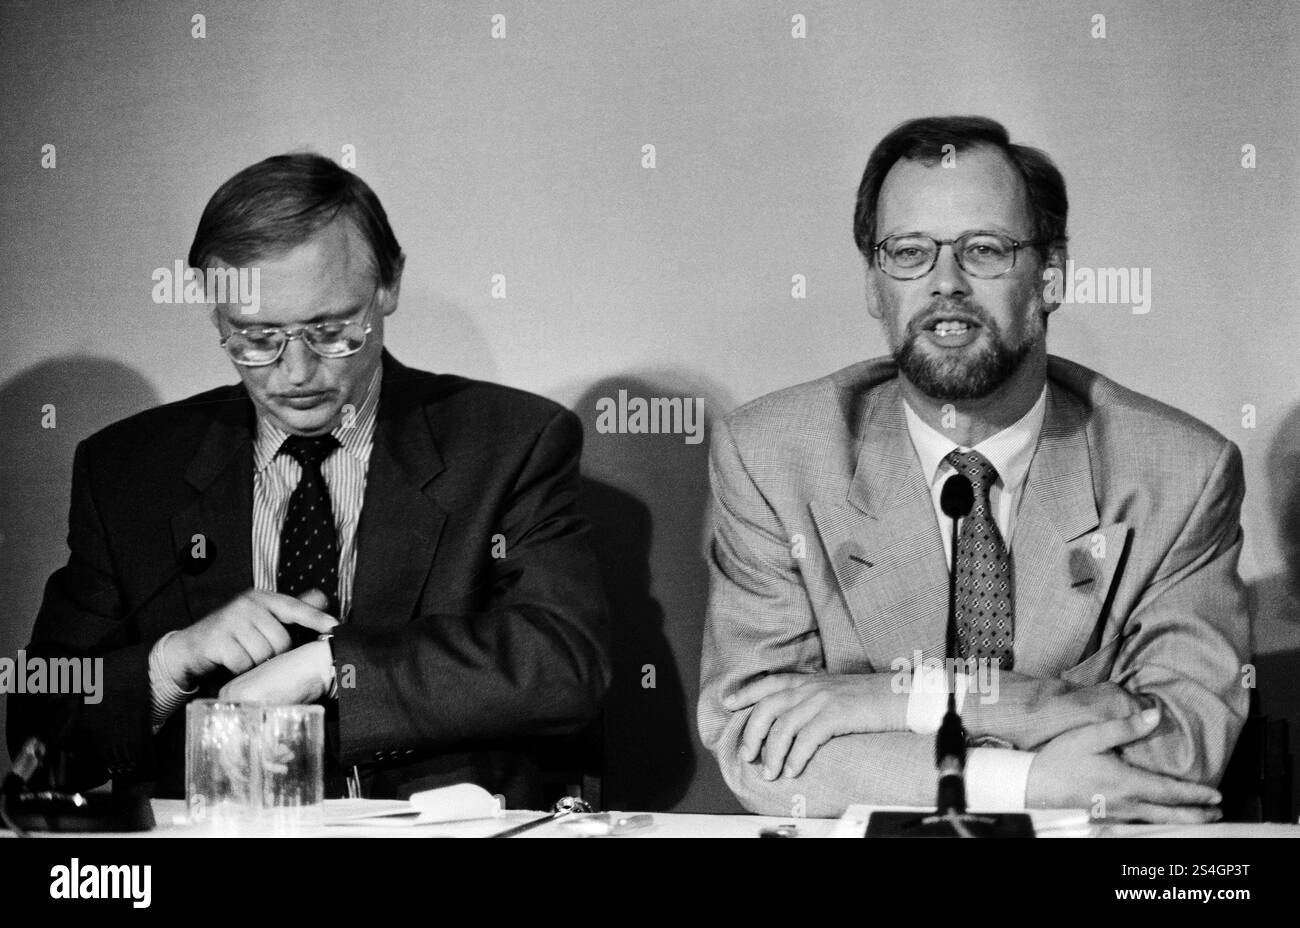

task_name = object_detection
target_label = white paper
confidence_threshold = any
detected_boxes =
[324,783,503,827]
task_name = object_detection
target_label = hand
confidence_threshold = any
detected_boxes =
[726,673,903,781]
[217,639,333,704]
[1026,707,1223,823]
[165,589,337,689]
[962,674,1146,750]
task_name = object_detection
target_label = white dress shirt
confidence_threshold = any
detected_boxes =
[148,368,382,729]
[900,385,1047,810]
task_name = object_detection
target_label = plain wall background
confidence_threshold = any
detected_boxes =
[2,1,1297,812]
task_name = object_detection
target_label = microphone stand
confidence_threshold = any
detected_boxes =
[866,474,1034,838]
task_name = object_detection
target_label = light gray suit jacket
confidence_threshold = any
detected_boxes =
[698,355,1249,816]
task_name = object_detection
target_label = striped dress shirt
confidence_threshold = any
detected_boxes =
[149,368,382,727]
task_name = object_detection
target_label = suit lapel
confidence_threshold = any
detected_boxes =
[1010,382,1128,674]
[172,394,255,626]
[811,375,1128,675]
[349,355,448,627]
[811,381,949,670]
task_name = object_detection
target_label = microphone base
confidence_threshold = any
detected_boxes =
[865,809,1035,838]
[3,791,155,833]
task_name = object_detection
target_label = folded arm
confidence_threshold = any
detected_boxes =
[1106,441,1250,785]
[698,419,955,815]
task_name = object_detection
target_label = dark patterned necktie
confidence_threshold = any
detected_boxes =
[945,450,1014,670]
[277,434,341,643]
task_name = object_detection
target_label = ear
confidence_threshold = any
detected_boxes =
[1039,242,1068,318]
[379,253,406,317]
[863,260,883,320]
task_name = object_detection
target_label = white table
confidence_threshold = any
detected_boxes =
[14,800,1297,837]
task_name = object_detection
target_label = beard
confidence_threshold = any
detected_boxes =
[890,299,1039,401]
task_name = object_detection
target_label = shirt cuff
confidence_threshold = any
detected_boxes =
[905,662,968,733]
[965,747,1035,811]
[149,631,198,734]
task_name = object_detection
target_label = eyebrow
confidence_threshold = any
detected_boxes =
[879,225,1020,240]
[224,300,368,328]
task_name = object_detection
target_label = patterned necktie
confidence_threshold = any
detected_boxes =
[277,434,341,643]
[944,449,1014,670]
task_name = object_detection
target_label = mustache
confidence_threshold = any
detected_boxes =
[905,299,994,337]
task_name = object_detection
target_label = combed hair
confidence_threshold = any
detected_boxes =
[852,116,1068,260]
[188,153,402,286]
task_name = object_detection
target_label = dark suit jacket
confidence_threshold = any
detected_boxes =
[8,352,610,807]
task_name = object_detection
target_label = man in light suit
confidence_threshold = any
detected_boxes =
[699,116,1247,821]
[9,154,610,807]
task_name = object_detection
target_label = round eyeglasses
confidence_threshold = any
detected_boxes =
[219,299,375,367]
[872,231,1044,280]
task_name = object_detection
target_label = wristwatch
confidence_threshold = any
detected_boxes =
[317,632,339,701]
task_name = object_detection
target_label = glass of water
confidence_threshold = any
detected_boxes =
[185,699,261,832]
[258,704,325,830]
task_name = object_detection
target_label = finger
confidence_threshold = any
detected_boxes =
[246,610,293,656]
[251,590,339,632]
[726,674,808,711]
[1118,803,1222,825]
[1059,707,1162,754]
[1066,683,1142,722]
[785,718,835,778]
[761,697,823,780]
[216,636,260,676]
[230,622,277,668]
[296,589,330,612]
[1122,767,1222,808]
[740,692,799,764]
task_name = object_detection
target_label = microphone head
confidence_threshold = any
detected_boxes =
[177,537,218,575]
[940,473,974,519]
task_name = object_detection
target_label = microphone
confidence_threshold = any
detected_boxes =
[116,538,219,627]
[936,474,973,815]
[864,472,1034,837]
[940,472,975,520]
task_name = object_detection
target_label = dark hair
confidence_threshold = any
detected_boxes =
[852,116,1068,261]
[188,153,403,286]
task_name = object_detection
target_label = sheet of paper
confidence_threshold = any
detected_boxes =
[324,783,503,827]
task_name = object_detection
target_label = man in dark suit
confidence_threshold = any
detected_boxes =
[8,154,610,807]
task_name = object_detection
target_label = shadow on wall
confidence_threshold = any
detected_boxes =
[573,372,745,813]
[1249,401,1300,814]
[0,357,160,772]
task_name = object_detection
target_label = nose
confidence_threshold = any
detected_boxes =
[278,335,318,386]
[929,242,971,299]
